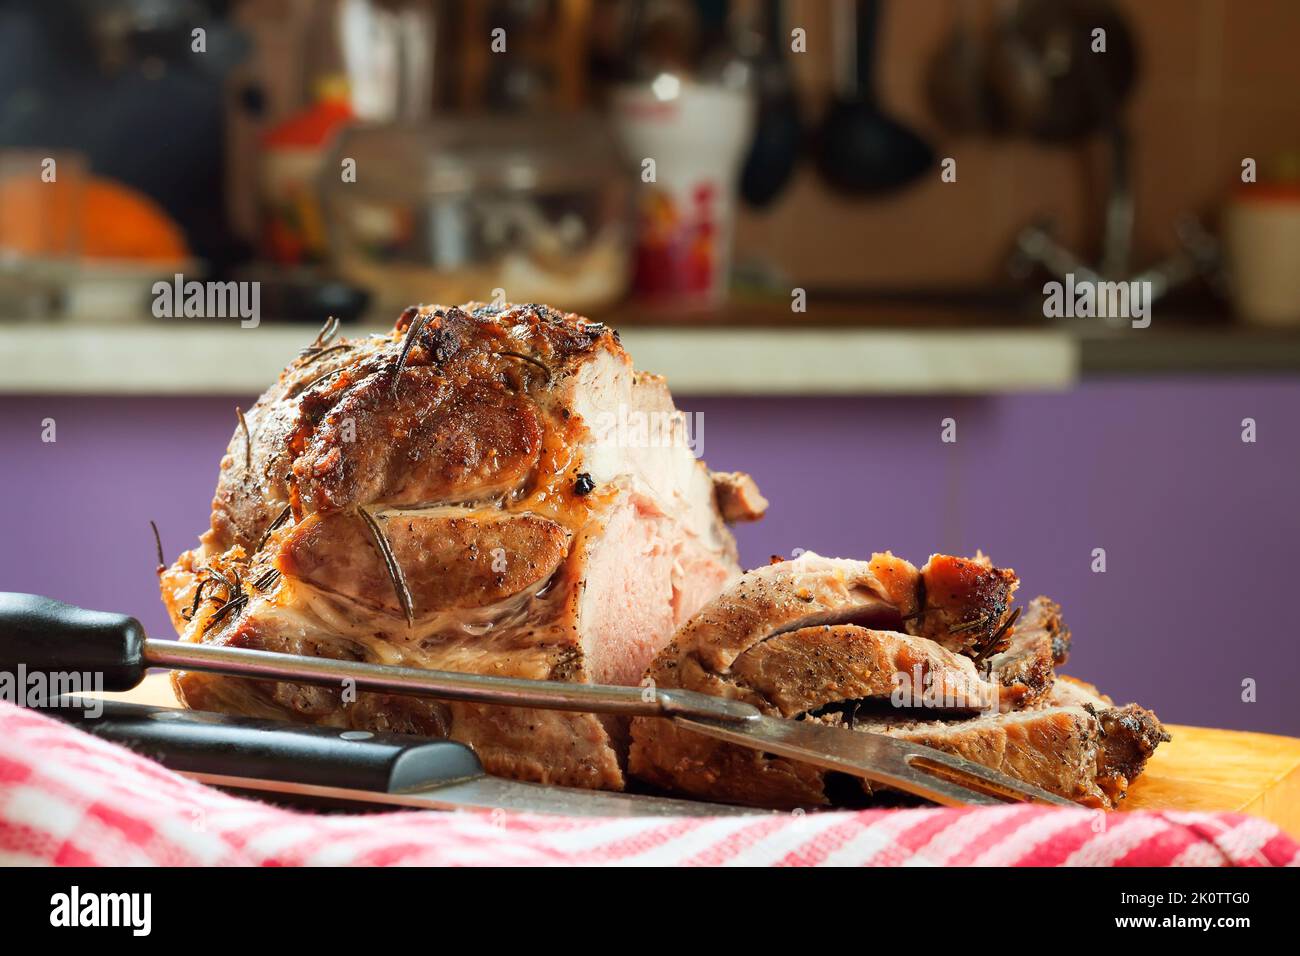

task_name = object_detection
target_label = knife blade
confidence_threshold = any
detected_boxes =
[183,769,763,817]
[53,697,763,817]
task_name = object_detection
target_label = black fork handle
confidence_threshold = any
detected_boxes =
[0,592,146,691]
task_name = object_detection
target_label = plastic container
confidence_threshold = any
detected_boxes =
[1223,184,1300,327]
[321,115,631,312]
[609,76,754,306]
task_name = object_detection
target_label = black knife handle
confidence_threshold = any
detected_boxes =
[0,593,146,691]
[51,699,484,793]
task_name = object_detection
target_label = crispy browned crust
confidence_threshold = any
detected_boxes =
[278,509,570,616]
[1093,703,1170,804]
[163,303,754,791]
[990,596,1071,710]
[203,303,616,558]
[1047,676,1170,804]
[909,553,1020,657]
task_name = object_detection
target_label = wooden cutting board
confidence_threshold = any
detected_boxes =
[104,675,1300,836]
[1119,724,1300,834]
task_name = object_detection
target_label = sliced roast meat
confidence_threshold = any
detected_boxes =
[712,471,769,523]
[162,303,760,789]
[989,595,1071,710]
[1047,675,1172,804]
[730,625,998,717]
[630,553,1166,809]
[659,551,922,676]
[633,665,1166,809]
[848,676,1170,809]
[851,709,1112,809]
[631,622,1001,809]
[653,550,1019,678]
[629,552,1017,807]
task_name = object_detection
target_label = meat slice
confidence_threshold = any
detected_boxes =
[730,625,999,718]
[853,709,1114,807]
[630,554,1166,809]
[711,471,768,523]
[851,677,1170,809]
[629,552,1017,807]
[989,595,1071,710]
[655,550,1020,677]
[1047,675,1172,803]
[161,303,758,789]
[632,623,1001,809]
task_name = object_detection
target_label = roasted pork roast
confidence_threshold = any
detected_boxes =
[160,303,761,789]
[162,302,1165,809]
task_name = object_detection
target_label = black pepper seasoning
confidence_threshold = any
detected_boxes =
[573,473,595,496]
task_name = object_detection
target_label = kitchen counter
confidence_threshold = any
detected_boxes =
[0,321,1078,395]
[1078,326,1300,375]
[3,306,1298,396]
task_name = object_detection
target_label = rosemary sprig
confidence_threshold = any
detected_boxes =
[198,564,248,633]
[297,342,353,368]
[251,567,281,592]
[236,406,253,471]
[494,350,553,382]
[948,613,993,635]
[203,593,248,632]
[181,578,208,621]
[204,566,236,601]
[358,507,414,627]
[390,310,429,399]
[255,504,293,554]
[972,606,1022,670]
[1082,702,1107,736]
[299,316,340,358]
[149,520,164,572]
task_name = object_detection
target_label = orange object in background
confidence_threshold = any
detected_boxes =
[0,173,188,262]
[0,151,85,259]
[81,179,189,261]
[259,78,354,265]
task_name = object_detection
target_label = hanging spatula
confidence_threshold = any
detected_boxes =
[0,593,1078,809]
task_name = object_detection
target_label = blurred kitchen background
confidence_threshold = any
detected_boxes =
[1,0,1297,734]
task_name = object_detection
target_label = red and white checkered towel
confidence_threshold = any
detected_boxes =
[1,701,1295,866]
